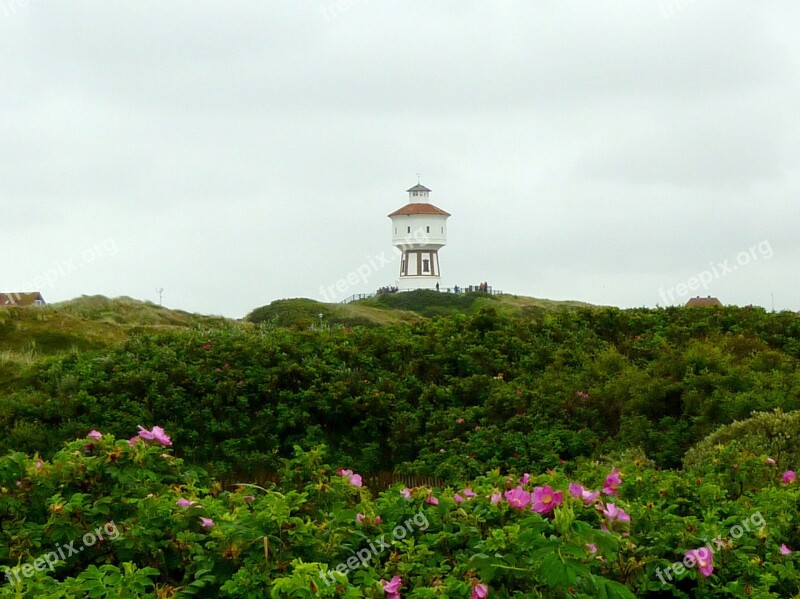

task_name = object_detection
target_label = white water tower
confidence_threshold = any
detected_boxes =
[388,183,450,291]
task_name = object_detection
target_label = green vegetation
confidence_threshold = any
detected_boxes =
[1,431,799,597]
[2,297,799,479]
[2,294,800,596]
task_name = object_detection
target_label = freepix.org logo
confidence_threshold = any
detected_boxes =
[4,521,120,584]
[319,511,429,586]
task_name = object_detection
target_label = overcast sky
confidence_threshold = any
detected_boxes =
[2,1,798,317]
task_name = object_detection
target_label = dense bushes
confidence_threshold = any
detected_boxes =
[1,305,799,479]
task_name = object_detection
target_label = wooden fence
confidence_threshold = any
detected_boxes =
[221,471,444,492]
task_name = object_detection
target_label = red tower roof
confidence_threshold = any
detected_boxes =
[388,203,451,217]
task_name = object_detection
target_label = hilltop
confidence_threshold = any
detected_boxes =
[0,295,235,380]
[244,290,593,328]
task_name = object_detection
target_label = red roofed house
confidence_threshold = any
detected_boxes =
[0,292,46,307]
[388,183,451,291]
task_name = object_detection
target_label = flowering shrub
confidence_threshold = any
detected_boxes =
[1,430,800,597]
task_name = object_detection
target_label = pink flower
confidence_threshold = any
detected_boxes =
[781,544,792,555]
[35,459,43,470]
[782,470,796,483]
[425,496,439,506]
[356,513,365,524]
[87,430,103,441]
[177,498,197,508]
[504,486,531,510]
[203,343,212,350]
[586,543,598,554]
[569,482,600,505]
[400,488,412,499]
[471,583,489,598]
[463,488,477,498]
[150,426,172,446]
[337,469,363,487]
[603,467,623,496]
[602,503,631,523]
[490,492,502,505]
[136,425,172,446]
[531,485,563,514]
[382,575,402,598]
[375,515,382,524]
[520,473,531,485]
[454,493,465,503]
[128,435,141,446]
[686,548,713,577]
[199,517,214,528]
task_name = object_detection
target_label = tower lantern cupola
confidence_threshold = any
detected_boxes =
[406,183,431,203]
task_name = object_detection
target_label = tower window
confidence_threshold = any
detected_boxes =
[407,226,411,233]
[441,227,444,233]
[426,226,430,233]
[423,259,430,273]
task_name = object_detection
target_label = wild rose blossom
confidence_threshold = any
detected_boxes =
[462,488,477,498]
[382,575,402,598]
[199,517,214,528]
[603,467,623,496]
[686,548,713,577]
[454,493,465,503]
[504,486,531,510]
[531,485,563,514]
[569,482,600,505]
[337,468,363,487]
[781,544,792,555]
[356,513,365,524]
[782,470,796,484]
[177,498,198,508]
[425,496,439,506]
[400,488,412,499]
[136,425,172,447]
[87,430,102,441]
[602,503,630,523]
[471,583,489,598]
[490,492,502,505]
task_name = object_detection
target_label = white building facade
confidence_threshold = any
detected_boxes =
[388,184,451,291]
